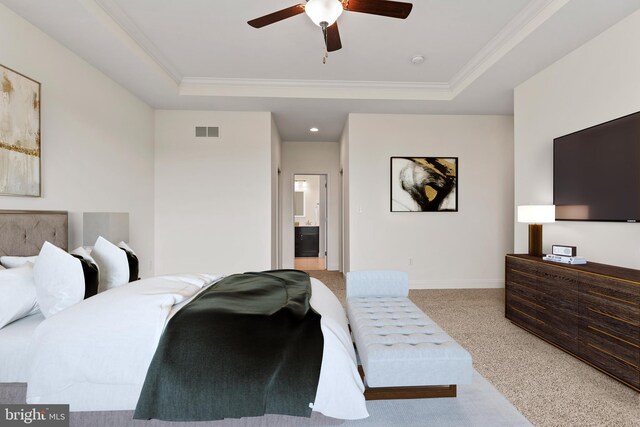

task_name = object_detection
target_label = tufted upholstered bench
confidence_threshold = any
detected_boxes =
[346,270,473,399]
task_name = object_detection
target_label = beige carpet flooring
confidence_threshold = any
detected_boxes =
[309,271,640,427]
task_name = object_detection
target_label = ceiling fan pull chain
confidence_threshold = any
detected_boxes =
[322,21,328,64]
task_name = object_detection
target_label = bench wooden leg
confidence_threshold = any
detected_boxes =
[358,366,457,400]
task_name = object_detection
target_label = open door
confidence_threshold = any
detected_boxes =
[293,174,327,271]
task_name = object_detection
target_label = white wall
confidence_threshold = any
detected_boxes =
[0,5,155,276]
[154,110,274,275]
[270,116,281,269]
[346,114,514,288]
[514,10,640,269]
[281,141,341,271]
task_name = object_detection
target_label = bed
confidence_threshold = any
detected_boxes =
[0,312,45,383]
[0,210,67,382]
[0,210,368,426]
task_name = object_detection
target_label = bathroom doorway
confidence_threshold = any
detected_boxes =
[293,174,327,271]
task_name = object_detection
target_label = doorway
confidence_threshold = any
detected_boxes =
[293,174,327,271]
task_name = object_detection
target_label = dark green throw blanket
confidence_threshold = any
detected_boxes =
[133,270,324,421]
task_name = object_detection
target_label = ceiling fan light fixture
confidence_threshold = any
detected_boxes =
[305,0,343,27]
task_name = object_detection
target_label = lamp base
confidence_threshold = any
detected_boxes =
[528,224,543,257]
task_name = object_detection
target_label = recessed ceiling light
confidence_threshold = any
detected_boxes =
[310,127,319,132]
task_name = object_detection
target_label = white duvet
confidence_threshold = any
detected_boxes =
[26,274,368,420]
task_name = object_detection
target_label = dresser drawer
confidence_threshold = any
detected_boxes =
[506,302,547,337]
[536,281,582,317]
[506,279,545,306]
[506,294,546,319]
[584,341,640,390]
[582,325,639,371]
[534,263,583,292]
[507,265,545,290]
[582,275,640,306]
[535,310,584,356]
[583,301,639,347]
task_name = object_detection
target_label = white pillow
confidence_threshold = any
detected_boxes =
[33,242,85,318]
[118,241,134,254]
[0,255,38,268]
[0,263,39,329]
[118,241,140,280]
[70,246,97,265]
[91,236,130,292]
[69,246,101,298]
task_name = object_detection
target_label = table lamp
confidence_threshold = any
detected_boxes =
[517,205,555,257]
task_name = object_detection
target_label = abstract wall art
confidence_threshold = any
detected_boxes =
[0,64,41,197]
[390,157,458,212]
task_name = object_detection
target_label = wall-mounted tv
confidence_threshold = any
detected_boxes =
[553,111,640,222]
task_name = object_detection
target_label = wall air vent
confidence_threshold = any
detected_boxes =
[195,126,220,138]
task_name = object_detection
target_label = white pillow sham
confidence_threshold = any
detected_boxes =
[33,242,85,318]
[69,246,101,299]
[0,255,38,268]
[91,237,130,292]
[70,247,97,264]
[118,241,140,282]
[0,263,39,329]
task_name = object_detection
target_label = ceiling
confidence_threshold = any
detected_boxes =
[3,0,640,141]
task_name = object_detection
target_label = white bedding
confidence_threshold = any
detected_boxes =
[26,274,368,420]
[0,312,45,382]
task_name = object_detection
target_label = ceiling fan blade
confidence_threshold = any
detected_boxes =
[345,0,413,19]
[247,4,306,28]
[325,22,342,52]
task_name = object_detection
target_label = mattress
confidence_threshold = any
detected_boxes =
[0,312,45,382]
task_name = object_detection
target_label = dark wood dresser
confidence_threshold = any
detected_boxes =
[505,254,640,391]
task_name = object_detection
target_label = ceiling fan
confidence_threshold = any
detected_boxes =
[248,0,413,60]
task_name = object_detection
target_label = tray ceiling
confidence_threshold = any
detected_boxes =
[3,0,640,140]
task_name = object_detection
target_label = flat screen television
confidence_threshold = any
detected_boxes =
[553,111,640,222]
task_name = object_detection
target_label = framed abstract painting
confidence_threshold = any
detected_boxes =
[0,64,41,197]
[390,157,458,212]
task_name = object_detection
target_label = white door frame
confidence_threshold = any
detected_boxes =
[292,173,329,267]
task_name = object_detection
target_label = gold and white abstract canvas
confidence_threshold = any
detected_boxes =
[391,157,458,212]
[0,65,41,196]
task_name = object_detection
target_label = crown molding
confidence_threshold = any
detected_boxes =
[88,0,569,101]
[179,78,453,100]
[449,0,571,96]
[92,0,182,84]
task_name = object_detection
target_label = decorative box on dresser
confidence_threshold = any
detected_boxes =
[505,254,640,391]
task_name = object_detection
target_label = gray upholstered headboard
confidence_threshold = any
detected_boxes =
[0,210,68,256]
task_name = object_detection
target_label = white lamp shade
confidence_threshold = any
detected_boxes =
[517,205,555,224]
[83,212,129,245]
[305,0,343,26]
